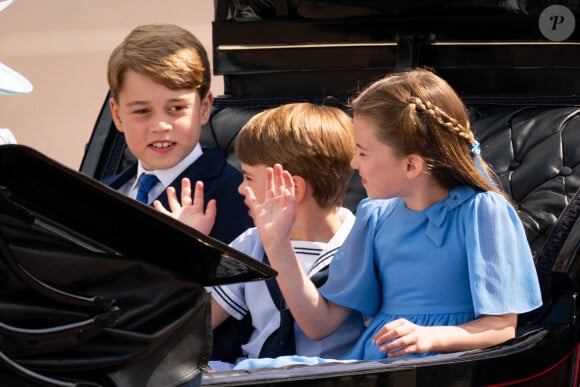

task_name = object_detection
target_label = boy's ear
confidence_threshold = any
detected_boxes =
[200,91,214,125]
[405,154,425,178]
[292,175,307,204]
[109,98,124,133]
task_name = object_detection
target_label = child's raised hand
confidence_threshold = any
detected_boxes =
[372,318,434,358]
[154,178,216,235]
[244,163,297,248]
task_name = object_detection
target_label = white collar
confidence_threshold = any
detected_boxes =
[132,143,203,191]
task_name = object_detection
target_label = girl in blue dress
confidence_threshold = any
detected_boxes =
[239,68,542,365]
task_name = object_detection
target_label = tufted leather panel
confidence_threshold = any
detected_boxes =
[202,100,580,259]
[470,105,580,257]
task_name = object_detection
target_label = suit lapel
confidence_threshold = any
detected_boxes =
[101,162,138,190]
[154,148,226,207]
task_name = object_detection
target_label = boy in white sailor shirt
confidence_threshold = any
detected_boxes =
[158,103,366,370]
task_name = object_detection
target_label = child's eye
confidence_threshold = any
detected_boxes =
[132,108,149,115]
[169,105,187,112]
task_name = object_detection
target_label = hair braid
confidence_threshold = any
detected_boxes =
[409,96,475,145]
[351,69,505,197]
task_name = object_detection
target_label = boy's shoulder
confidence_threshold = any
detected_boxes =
[179,146,242,182]
[100,162,137,188]
[100,146,241,189]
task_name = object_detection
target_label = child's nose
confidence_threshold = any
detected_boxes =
[151,119,172,132]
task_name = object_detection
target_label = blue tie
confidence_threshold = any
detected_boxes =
[136,174,159,203]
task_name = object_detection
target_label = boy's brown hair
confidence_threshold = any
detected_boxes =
[235,102,355,209]
[107,24,211,100]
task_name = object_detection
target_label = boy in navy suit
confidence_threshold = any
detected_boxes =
[102,24,252,243]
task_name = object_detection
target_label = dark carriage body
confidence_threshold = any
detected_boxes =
[0,145,275,386]
[77,0,580,386]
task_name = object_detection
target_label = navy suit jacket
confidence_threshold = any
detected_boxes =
[102,147,253,244]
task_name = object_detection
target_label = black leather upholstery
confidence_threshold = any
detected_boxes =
[470,105,580,257]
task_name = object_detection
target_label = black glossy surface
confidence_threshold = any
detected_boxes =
[0,145,276,286]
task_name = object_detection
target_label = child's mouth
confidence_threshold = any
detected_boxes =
[149,142,176,153]
[150,142,174,148]
[149,141,175,152]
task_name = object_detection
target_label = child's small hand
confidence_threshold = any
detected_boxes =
[244,163,297,248]
[154,178,216,235]
[372,318,434,357]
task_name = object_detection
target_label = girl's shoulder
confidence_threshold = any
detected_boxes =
[449,186,511,208]
[356,197,399,213]
[355,197,400,222]
[449,186,518,221]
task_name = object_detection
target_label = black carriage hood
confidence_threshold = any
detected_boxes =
[0,144,275,286]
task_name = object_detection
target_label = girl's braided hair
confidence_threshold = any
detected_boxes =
[350,68,503,195]
[409,96,476,145]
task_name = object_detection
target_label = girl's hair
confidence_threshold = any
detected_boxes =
[350,68,503,195]
[235,103,355,209]
[107,24,211,100]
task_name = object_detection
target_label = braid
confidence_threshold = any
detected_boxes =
[351,69,505,197]
[409,96,475,145]
[408,95,503,195]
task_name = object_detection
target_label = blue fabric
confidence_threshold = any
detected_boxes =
[135,173,159,203]
[233,355,356,370]
[319,186,542,361]
[102,147,253,244]
[229,186,542,370]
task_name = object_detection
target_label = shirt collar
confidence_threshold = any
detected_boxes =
[132,143,203,191]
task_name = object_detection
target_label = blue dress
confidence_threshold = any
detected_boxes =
[320,185,542,361]
[232,186,543,369]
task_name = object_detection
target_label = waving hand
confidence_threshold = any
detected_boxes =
[244,164,297,248]
[154,178,216,235]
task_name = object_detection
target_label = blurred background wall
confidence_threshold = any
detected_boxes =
[0,0,222,170]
